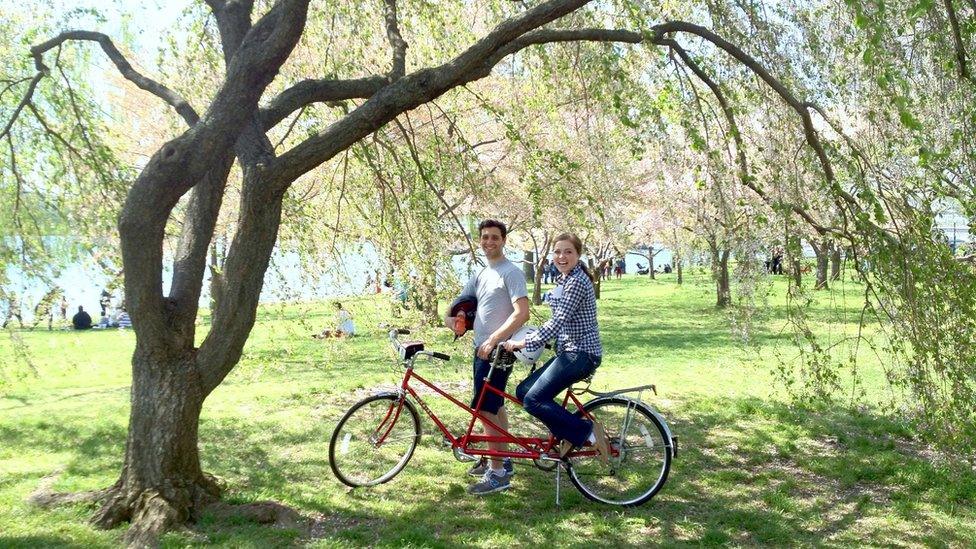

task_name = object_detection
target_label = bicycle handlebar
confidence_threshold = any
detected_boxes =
[387,329,451,362]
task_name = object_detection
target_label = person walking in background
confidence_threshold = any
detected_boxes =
[99,290,112,316]
[59,295,68,320]
[2,291,24,329]
[31,288,60,331]
[541,258,551,285]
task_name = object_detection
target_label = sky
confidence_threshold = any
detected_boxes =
[2,1,969,317]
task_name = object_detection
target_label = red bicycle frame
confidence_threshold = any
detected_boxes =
[388,360,601,462]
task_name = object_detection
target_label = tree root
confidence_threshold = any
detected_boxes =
[205,500,305,529]
[26,468,113,509]
[29,469,308,547]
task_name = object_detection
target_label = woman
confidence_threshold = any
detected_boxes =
[313,302,356,338]
[503,233,609,461]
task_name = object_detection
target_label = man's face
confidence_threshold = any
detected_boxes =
[480,227,505,260]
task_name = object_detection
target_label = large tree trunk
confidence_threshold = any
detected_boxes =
[675,253,683,284]
[708,238,730,308]
[532,260,544,305]
[417,269,439,325]
[91,348,219,546]
[716,250,730,308]
[523,250,535,282]
[648,246,656,279]
[810,237,829,290]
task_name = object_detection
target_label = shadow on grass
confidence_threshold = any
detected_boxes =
[187,396,976,545]
[4,388,973,545]
[0,536,96,549]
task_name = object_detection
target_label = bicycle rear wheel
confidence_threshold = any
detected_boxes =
[567,397,671,506]
[329,393,421,487]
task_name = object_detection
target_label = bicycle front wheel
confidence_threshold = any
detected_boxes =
[329,393,421,487]
[567,397,672,506]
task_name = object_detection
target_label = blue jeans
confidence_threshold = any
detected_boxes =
[515,351,601,447]
[472,354,512,414]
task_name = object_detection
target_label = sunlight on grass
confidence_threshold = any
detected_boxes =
[1,274,973,546]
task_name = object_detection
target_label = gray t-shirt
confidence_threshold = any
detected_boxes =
[461,257,528,347]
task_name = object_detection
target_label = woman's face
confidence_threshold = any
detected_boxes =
[552,239,580,275]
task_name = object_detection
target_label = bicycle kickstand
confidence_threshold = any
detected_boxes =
[555,462,562,507]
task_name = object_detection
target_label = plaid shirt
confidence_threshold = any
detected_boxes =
[525,264,602,357]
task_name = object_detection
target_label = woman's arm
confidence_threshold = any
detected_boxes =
[524,276,585,353]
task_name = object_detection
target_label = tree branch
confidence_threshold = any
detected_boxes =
[30,31,199,126]
[390,117,477,260]
[118,0,311,346]
[383,0,407,80]
[206,0,256,63]
[269,0,593,189]
[665,39,834,236]
[943,0,975,85]
[259,76,387,129]
[0,73,44,140]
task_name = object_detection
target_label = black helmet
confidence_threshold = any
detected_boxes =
[448,295,477,339]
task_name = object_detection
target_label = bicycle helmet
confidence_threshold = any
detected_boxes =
[448,295,477,340]
[510,325,543,364]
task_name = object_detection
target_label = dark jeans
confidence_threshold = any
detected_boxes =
[516,351,601,447]
[472,354,512,414]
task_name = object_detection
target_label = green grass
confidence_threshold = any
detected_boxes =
[1,274,973,547]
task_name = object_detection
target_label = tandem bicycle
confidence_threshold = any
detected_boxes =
[329,329,677,506]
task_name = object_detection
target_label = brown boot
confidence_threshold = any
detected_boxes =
[592,422,610,464]
[559,439,574,460]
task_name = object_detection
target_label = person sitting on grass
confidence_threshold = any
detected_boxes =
[117,308,132,329]
[313,302,356,339]
[71,306,92,330]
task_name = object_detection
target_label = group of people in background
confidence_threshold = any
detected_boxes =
[765,247,785,275]
[0,287,131,332]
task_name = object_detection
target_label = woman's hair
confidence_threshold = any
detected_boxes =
[333,302,343,309]
[553,233,594,282]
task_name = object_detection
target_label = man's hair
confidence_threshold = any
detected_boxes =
[478,219,508,239]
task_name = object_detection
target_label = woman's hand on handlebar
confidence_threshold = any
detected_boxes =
[502,339,525,352]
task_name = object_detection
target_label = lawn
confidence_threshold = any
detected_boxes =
[1,273,973,547]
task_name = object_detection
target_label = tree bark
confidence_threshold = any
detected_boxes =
[523,250,535,283]
[830,243,842,281]
[589,258,601,299]
[675,253,683,284]
[530,235,552,305]
[91,348,220,547]
[708,237,730,308]
[648,246,656,279]
[788,235,803,290]
[810,237,829,290]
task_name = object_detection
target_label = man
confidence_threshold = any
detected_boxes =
[72,306,92,330]
[446,219,529,495]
